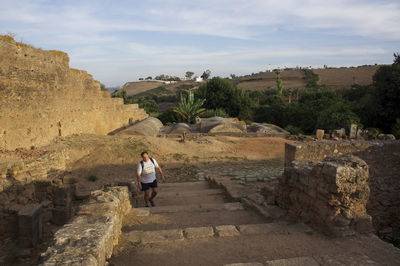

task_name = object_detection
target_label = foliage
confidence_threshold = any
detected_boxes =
[172,90,206,123]
[139,99,159,114]
[200,108,229,118]
[88,175,97,182]
[366,128,381,139]
[273,69,283,95]
[284,125,303,135]
[197,77,253,117]
[303,69,320,88]
[185,71,194,79]
[157,109,183,124]
[392,118,400,139]
[201,69,211,80]
[315,102,360,131]
[373,54,400,132]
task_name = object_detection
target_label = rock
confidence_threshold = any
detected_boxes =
[247,123,289,135]
[167,123,192,134]
[265,256,319,266]
[316,129,325,141]
[215,225,240,237]
[62,175,77,184]
[184,227,214,239]
[199,117,245,133]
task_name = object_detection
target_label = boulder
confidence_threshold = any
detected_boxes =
[115,117,163,137]
[247,123,289,135]
[199,117,245,133]
[167,123,192,134]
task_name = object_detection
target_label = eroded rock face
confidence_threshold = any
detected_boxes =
[278,155,372,236]
[40,186,131,265]
[0,35,148,150]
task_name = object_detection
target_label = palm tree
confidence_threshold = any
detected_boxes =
[173,90,206,123]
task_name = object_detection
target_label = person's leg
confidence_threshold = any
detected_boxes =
[150,187,158,200]
[143,189,151,207]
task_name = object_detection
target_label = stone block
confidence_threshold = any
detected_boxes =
[265,256,319,266]
[53,184,72,206]
[215,225,240,237]
[238,223,284,235]
[316,129,325,140]
[51,206,72,226]
[184,226,214,239]
[127,229,184,244]
[18,203,43,248]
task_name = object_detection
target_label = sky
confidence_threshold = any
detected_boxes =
[1,0,399,87]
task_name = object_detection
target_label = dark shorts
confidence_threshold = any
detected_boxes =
[141,179,158,191]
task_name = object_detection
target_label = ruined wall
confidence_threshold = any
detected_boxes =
[278,155,372,236]
[284,140,400,241]
[41,186,131,265]
[0,35,148,150]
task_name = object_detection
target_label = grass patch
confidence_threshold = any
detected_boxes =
[88,175,98,182]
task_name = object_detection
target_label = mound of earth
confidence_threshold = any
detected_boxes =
[115,117,163,137]
[167,123,192,134]
[199,117,246,133]
[247,123,289,135]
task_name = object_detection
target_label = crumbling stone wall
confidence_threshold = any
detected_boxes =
[40,186,131,265]
[278,155,372,236]
[284,140,400,241]
[0,35,148,150]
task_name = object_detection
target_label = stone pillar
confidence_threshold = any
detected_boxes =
[52,184,73,225]
[18,203,43,248]
[316,129,325,141]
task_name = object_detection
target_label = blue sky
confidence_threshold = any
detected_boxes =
[1,0,399,86]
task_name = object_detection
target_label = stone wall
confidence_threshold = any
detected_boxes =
[278,155,372,236]
[283,140,400,241]
[0,35,148,150]
[40,186,131,265]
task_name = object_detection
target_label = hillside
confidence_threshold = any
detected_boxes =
[235,65,381,91]
[121,80,200,96]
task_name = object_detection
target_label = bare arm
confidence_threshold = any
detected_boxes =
[157,166,165,181]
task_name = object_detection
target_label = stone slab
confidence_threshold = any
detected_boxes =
[238,223,285,235]
[184,227,214,239]
[225,263,263,266]
[132,208,151,217]
[215,225,240,237]
[127,229,184,244]
[265,257,319,266]
[18,203,43,248]
[317,253,379,265]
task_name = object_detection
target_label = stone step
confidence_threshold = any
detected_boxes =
[112,227,391,266]
[136,202,244,214]
[148,192,229,207]
[157,188,225,198]
[123,209,266,232]
[159,181,211,191]
[125,222,312,244]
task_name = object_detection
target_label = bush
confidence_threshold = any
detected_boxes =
[157,109,183,124]
[139,99,159,114]
[284,125,303,135]
[366,128,381,139]
[200,108,229,118]
[88,175,97,182]
[303,69,319,88]
[392,118,400,139]
[316,102,360,131]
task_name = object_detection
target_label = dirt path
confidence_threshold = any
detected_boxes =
[110,181,400,266]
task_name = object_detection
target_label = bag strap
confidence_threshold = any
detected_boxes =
[140,158,155,170]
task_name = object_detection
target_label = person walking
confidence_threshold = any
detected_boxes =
[136,151,165,207]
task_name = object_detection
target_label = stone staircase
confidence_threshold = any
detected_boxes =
[110,181,400,266]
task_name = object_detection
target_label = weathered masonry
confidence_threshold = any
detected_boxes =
[280,141,400,241]
[0,35,148,150]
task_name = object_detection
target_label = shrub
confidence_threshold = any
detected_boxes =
[392,118,400,139]
[284,125,303,135]
[366,128,381,139]
[200,108,229,118]
[139,99,159,114]
[316,102,360,131]
[157,109,183,124]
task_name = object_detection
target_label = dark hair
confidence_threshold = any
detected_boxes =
[140,151,148,157]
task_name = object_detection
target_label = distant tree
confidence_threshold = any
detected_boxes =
[185,71,195,79]
[139,99,159,114]
[303,69,319,88]
[316,102,360,131]
[139,78,144,80]
[373,53,400,131]
[145,76,152,80]
[273,69,283,95]
[173,90,206,123]
[197,77,252,117]
[201,70,211,80]
[230,74,237,79]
